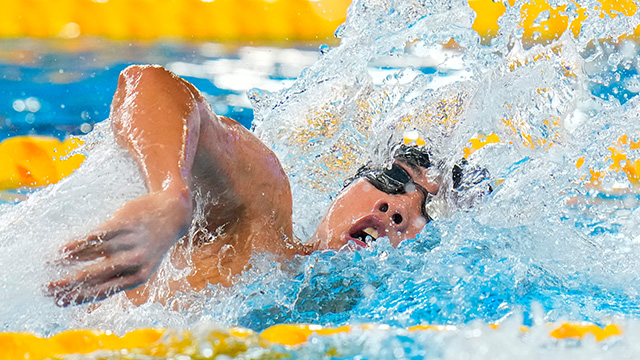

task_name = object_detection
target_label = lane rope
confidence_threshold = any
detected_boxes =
[0,322,624,360]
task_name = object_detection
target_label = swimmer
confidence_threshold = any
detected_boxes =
[45,65,445,306]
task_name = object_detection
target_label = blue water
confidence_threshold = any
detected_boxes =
[0,39,322,140]
[2,37,630,142]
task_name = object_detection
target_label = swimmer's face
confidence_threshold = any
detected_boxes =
[310,162,439,250]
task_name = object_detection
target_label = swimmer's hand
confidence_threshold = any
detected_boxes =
[46,189,191,306]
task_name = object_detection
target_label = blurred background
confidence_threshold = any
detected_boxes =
[2,0,636,192]
[0,0,352,141]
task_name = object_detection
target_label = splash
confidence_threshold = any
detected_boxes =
[247,0,640,338]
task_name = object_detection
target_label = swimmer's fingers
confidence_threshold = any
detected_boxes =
[47,277,126,307]
[59,233,102,255]
[59,230,130,262]
[46,258,149,306]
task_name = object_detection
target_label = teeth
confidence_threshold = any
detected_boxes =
[363,227,379,239]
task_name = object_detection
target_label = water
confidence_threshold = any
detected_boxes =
[2,0,640,358]
[0,38,321,140]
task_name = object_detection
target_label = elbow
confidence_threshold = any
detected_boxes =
[118,64,174,87]
[110,64,189,135]
[112,65,178,111]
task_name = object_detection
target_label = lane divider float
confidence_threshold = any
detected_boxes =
[0,136,84,192]
[0,322,624,360]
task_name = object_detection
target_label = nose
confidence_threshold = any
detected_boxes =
[373,192,427,247]
[391,213,403,224]
[376,200,409,228]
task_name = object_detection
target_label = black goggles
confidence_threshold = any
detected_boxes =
[357,163,432,221]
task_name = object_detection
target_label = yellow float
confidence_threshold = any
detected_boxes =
[0,322,624,360]
[0,136,84,192]
[0,0,635,41]
[2,128,637,193]
[468,0,638,45]
[0,0,352,41]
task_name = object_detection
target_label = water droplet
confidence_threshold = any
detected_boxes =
[25,97,40,112]
[80,123,93,133]
[12,99,25,112]
[608,52,622,68]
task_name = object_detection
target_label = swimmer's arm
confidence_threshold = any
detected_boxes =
[48,65,298,305]
[108,65,294,238]
[48,65,202,305]
[110,65,199,199]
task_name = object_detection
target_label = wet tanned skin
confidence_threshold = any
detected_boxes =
[309,162,438,250]
[47,65,437,306]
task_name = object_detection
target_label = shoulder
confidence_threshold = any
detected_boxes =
[194,115,294,241]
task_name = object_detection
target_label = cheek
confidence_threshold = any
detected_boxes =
[402,217,426,239]
[395,216,428,244]
[361,182,374,192]
[413,217,427,230]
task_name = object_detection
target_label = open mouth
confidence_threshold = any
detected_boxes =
[349,222,380,246]
[347,215,385,247]
[350,227,379,244]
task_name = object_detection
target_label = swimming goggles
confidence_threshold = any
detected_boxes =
[356,162,433,221]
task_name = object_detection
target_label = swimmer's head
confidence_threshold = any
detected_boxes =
[310,145,440,250]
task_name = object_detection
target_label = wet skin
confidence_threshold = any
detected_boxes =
[46,65,438,306]
[311,162,439,250]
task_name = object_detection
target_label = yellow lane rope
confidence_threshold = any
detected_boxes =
[0,0,352,41]
[0,0,635,41]
[0,322,624,360]
[0,136,84,191]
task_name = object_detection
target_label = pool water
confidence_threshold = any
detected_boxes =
[3,0,640,358]
[0,38,325,140]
